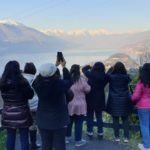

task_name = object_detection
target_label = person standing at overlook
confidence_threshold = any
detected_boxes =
[0,60,34,150]
[66,64,91,147]
[32,61,71,150]
[82,62,108,139]
[132,63,150,150]
[23,62,40,149]
[106,62,132,143]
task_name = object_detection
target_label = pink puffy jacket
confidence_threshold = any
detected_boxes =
[132,81,150,108]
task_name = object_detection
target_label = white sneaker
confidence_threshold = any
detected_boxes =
[115,137,120,142]
[87,132,93,136]
[65,136,73,144]
[123,138,129,143]
[138,144,145,150]
[75,139,87,147]
[97,132,103,140]
[65,139,69,144]
[97,132,103,136]
[138,144,150,150]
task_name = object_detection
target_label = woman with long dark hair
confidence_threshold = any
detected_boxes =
[66,64,91,147]
[82,62,108,139]
[106,62,132,142]
[0,61,34,150]
[132,63,150,150]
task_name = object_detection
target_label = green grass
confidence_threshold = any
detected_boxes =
[0,131,6,150]
[104,128,141,150]
[0,121,141,150]
[83,123,141,149]
[83,112,141,150]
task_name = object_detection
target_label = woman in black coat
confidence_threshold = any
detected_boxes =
[106,62,132,142]
[82,62,108,139]
[32,62,71,150]
[0,61,34,150]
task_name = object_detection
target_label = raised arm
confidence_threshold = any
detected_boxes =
[82,65,92,78]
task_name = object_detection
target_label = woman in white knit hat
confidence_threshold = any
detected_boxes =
[32,62,71,150]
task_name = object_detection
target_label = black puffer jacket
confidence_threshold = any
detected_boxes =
[106,74,132,116]
[82,65,109,111]
[0,79,34,128]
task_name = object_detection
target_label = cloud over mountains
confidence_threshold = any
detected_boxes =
[40,28,150,53]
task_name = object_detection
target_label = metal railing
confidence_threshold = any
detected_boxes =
[0,109,140,132]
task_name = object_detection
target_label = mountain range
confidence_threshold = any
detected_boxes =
[104,53,139,69]
[0,20,66,55]
[0,19,150,56]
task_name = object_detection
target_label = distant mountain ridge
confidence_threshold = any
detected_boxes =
[0,20,66,55]
[86,53,138,70]
[104,53,139,69]
[0,19,150,56]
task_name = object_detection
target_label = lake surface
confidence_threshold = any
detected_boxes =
[0,49,119,75]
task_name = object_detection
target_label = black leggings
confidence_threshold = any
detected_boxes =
[112,116,129,138]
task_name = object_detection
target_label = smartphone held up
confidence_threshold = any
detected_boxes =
[57,52,64,62]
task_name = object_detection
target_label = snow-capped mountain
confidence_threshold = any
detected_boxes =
[41,28,150,55]
[0,20,22,26]
[0,19,150,57]
[0,20,66,55]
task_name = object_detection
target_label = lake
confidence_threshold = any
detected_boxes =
[0,49,119,74]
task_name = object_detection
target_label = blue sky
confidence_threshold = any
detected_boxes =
[1,0,150,31]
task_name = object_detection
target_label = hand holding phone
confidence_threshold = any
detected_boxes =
[57,52,64,62]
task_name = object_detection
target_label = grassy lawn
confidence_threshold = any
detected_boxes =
[0,116,141,150]
[104,128,141,150]
[83,112,141,150]
[0,128,140,150]
[0,130,6,150]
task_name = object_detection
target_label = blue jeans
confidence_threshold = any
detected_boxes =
[7,128,29,150]
[87,110,103,134]
[66,115,84,141]
[138,108,150,149]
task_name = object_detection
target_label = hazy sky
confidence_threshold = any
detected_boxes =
[0,0,150,31]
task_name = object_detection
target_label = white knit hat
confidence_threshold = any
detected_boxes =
[39,63,57,77]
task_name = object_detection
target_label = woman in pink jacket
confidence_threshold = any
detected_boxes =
[132,63,150,150]
[66,64,91,147]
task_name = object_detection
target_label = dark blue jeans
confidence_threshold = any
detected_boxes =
[66,115,84,141]
[112,116,129,138]
[7,128,29,150]
[138,108,150,149]
[87,110,103,134]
